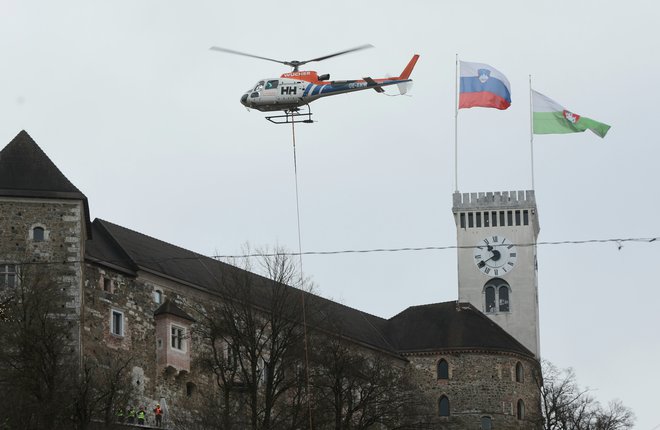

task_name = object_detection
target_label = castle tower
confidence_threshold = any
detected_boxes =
[0,130,92,363]
[453,190,540,357]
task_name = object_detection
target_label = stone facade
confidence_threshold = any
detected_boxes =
[82,265,210,427]
[408,351,541,429]
[0,197,86,362]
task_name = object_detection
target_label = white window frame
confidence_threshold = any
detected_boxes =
[0,264,18,288]
[111,309,124,336]
[170,324,186,352]
[153,289,163,304]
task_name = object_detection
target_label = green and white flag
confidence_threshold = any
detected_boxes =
[532,90,611,138]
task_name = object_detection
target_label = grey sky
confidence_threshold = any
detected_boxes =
[2,0,659,428]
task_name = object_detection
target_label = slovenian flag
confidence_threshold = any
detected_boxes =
[532,90,610,138]
[459,61,511,110]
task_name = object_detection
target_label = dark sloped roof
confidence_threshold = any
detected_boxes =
[85,220,138,275]
[85,219,397,355]
[154,299,195,322]
[384,301,534,357]
[85,219,534,359]
[0,130,92,236]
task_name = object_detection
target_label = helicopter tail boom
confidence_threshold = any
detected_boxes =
[398,54,420,80]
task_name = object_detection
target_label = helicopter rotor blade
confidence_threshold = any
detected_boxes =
[210,44,374,71]
[209,46,287,66]
[300,44,374,66]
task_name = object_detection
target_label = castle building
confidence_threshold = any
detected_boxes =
[0,130,542,429]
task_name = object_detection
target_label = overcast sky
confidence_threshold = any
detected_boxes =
[2,1,659,428]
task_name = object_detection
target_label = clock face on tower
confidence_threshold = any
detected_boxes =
[473,235,517,277]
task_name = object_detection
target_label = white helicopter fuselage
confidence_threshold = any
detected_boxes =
[238,55,419,113]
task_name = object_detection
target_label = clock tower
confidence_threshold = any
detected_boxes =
[453,190,540,358]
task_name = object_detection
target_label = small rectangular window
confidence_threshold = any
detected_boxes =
[468,213,474,228]
[33,227,45,242]
[103,277,113,293]
[491,211,498,227]
[0,264,18,288]
[171,326,184,350]
[223,341,237,367]
[153,290,163,304]
[476,212,482,228]
[500,211,505,226]
[507,211,513,226]
[523,210,529,225]
[515,210,521,226]
[460,213,466,228]
[484,212,490,227]
[111,310,124,336]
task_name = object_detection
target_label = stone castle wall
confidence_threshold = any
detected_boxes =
[0,197,86,362]
[82,262,221,428]
[408,351,542,429]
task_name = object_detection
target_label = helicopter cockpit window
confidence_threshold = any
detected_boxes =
[254,81,265,92]
[265,80,279,89]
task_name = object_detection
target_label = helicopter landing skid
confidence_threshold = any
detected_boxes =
[265,107,314,124]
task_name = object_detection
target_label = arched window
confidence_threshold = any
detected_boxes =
[483,279,511,313]
[437,359,449,379]
[517,399,525,420]
[516,362,524,383]
[485,286,496,313]
[33,226,45,242]
[438,395,450,417]
[499,286,509,312]
[481,416,493,430]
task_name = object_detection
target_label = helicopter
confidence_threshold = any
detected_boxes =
[210,44,419,123]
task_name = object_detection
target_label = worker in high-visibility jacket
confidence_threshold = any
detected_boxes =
[127,406,136,424]
[116,408,124,423]
[137,406,146,425]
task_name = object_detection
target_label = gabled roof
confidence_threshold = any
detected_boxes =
[0,130,92,236]
[85,219,535,359]
[85,219,398,355]
[154,299,195,322]
[384,301,535,358]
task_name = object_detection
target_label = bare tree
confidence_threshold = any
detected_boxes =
[194,249,312,430]
[0,263,135,430]
[0,264,77,430]
[538,360,635,430]
[309,333,431,430]
[71,352,136,429]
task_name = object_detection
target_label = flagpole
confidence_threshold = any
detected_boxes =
[454,54,459,192]
[529,74,535,190]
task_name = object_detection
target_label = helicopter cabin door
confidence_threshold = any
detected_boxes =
[277,80,303,105]
[259,79,280,105]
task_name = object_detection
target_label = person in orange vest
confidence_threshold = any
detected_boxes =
[137,406,146,425]
[154,403,163,427]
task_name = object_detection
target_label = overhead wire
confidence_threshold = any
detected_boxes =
[211,236,660,259]
[8,237,659,267]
